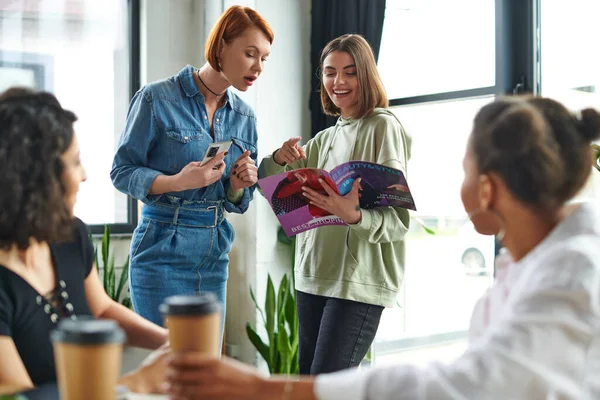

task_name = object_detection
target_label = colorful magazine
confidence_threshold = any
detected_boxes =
[258,161,416,236]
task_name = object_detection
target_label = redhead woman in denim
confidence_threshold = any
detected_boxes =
[111,6,273,335]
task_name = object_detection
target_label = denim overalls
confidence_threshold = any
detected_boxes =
[111,65,258,334]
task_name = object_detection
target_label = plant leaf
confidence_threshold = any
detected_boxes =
[250,287,266,326]
[277,274,288,324]
[411,216,436,235]
[272,331,280,374]
[284,282,297,342]
[115,255,129,302]
[101,224,110,269]
[246,323,271,372]
[265,275,276,367]
[121,297,132,309]
[101,225,110,290]
[93,239,99,277]
[108,253,116,299]
[277,225,295,245]
[290,346,299,374]
[277,319,292,374]
[265,274,275,364]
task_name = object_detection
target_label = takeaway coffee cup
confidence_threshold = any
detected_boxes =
[51,318,125,400]
[159,293,222,356]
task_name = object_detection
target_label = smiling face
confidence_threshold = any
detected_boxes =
[219,27,271,91]
[322,51,360,118]
[60,133,87,215]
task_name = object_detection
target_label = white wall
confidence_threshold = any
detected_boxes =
[124,0,311,365]
[212,0,313,365]
[141,0,205,83]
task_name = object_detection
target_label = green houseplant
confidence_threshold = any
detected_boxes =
[246,273,299,375]
[246,226,298,375]
[93,225,132,309]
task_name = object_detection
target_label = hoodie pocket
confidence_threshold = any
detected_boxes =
[345,228,360,264]
[344,228,360,279]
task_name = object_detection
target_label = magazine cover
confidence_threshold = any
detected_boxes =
[258,161,416,236]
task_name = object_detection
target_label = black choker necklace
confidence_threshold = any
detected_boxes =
[197,71,226,99]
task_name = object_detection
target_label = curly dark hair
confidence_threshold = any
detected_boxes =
[0,87,78,250]
[472,95,600,213]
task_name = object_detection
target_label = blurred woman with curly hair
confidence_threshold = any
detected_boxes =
[0,88,168,394]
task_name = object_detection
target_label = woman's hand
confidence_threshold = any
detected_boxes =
[274,137,306,166]
[302,178,363,224]
[165,354,266,400]
[119,343,171,394]
[230,150,258,191]
[175,152,227,191]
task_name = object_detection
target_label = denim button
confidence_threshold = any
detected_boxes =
[216,118,220,122]
[184,136,189,140]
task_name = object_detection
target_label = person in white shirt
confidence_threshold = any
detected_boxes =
[161,96,600,400]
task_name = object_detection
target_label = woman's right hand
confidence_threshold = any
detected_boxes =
[165,354,266,400]
[274,137,306,166]
[175,152,226,191]
[119,344,171,394]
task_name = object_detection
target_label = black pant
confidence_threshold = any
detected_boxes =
[296,290,384,375]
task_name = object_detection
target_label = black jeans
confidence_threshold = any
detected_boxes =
[296,290,384,375]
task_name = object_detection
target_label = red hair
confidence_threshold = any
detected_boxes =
[204,6,274,72]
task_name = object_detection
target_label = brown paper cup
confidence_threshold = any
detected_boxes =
[160,293,221,355]
[51,319,125,400]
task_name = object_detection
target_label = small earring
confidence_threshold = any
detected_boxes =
[496,226,505,242]
[489,209,506,242]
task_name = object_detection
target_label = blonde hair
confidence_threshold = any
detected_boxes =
[205,6,274,72]
[319,34,388,119]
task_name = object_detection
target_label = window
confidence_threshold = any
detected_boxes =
[539,0,600,203]
[0,0,140,233]
[378,0,496,100]
[373,0,598,365]
[375,97,496,358]
[373,0,508,361]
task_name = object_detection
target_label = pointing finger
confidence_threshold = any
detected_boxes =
[287,137,302,146]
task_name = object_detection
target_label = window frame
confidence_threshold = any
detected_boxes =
[384,0,537,108]
[87,0,141,236]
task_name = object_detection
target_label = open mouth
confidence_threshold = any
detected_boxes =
[244,76,257,86]
[333,89,351,97]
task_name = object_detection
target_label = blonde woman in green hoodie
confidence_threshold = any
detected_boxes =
[258,34,411,375]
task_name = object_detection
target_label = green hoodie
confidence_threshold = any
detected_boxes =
[258,108,411,307]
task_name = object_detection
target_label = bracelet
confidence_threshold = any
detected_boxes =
[273,148,286,166]
[282,380,294,400]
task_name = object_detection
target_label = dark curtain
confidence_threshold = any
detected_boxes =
[309,0,387,137]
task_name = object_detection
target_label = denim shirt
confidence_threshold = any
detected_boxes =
[111,65,258,214]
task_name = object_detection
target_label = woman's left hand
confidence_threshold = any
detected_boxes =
[165,354,265,400]
[230,150,258,191]
[302,178,362,224]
